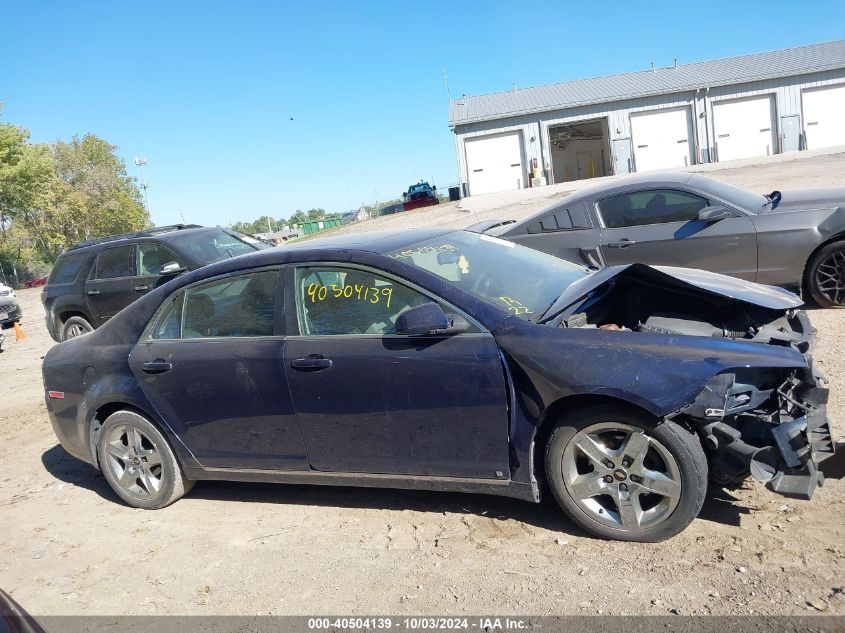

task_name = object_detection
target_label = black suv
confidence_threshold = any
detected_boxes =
[41,224,268,341]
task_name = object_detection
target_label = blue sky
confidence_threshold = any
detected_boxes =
[2,1,843,227]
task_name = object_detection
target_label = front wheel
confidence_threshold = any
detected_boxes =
[545,404,707,542]
[806,240,845,307]
[97,410,193,509]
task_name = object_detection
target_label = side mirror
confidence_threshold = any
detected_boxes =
[160,261,187,276]
[698,204,734,222]
[395,303,469,336]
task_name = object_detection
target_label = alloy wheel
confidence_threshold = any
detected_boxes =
[104,425,164,499]
[561,422,681,531]
[65,323,90,339]
[814,249,845,305]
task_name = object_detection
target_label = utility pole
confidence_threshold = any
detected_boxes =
[134,157,150,213]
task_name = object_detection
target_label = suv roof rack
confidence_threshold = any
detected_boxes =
[66,224,204,251]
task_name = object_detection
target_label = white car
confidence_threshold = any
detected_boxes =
[0,283,22,329]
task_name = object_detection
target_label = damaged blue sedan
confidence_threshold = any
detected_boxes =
[42,229,834,541]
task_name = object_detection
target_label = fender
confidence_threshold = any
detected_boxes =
[493,315,807,487]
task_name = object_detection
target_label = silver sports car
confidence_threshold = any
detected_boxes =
[481,172,845,307]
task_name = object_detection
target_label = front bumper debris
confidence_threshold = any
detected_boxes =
[681,361,834,500]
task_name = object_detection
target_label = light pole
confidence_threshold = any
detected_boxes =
[134,157,150,213]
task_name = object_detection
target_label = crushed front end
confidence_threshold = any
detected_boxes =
[678,356,834,499]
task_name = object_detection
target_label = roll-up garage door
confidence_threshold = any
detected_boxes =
[803,85,845,150]
[630,107,693,172]
[465,132,524,196]
[713,95,775,161]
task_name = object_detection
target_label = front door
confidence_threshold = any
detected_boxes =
[596,188,758,280]
[85,244,137,326]
[128,268,309,470]
[285,265,511,479]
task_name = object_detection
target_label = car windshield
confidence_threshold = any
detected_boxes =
[690,174,767,212]
[389,231,589,319]
[170,229,259,265]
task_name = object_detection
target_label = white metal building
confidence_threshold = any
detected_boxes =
[449,40,845,197]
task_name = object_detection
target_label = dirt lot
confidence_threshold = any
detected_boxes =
[1,151,845,618]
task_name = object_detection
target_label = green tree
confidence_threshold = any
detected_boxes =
[0,121,53,240]
[47,134,150,248]
[0,117,151,283]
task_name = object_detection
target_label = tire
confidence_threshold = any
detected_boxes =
[97,410,194,509]
[544,404,707,542]
[806,240,845,308]
[61,315,94,341]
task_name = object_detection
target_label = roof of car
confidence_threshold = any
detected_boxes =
[65,224,222,253]
[282,228,453,254]
[564,171,696,200]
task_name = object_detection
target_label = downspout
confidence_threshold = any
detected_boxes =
[703,86,711,163]
[537,119,550,185]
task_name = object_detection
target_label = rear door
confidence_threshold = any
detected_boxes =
[284,265,511,479]
[597,188,758,280]
[128,267,308,470]
[85,244,137,325]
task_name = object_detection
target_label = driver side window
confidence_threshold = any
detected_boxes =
[598,189,708,228]
[295,266,430,335]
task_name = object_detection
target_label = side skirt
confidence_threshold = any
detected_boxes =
[184,466,538,502]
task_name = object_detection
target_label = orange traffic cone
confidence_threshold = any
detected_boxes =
[13,321,26,341]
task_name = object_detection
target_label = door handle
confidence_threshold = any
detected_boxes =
[134,285,149,291]
[141,360,173,374]
[290,355,333,371]
[87,289,101,295]
[606,239,638,248]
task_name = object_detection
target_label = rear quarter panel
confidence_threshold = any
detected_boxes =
[751,207,843,286]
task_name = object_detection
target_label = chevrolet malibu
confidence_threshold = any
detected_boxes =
[43,229,834,541]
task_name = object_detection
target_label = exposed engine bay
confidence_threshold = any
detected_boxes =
[557,270,810,350]
[550,265,834,499]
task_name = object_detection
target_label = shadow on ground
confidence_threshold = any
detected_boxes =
[44,440,824,536]
[41,443,588,537]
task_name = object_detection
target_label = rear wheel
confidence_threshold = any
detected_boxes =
[807,240,845,307]
[97,410,193,509]
[61,316,93,341]
[545,404,707,542]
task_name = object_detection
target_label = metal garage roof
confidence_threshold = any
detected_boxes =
[449,40,845,126]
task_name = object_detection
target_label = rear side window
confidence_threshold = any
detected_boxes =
[151,291,184,339]
[526,204,592,233]
[598,189,708,228]
[95,245,135,279]
[49,253,88,284]
[182,270,279,338]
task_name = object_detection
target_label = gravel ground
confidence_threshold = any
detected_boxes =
[1,150,844,618]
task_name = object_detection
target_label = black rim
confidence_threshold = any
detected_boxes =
[814,249,845,305]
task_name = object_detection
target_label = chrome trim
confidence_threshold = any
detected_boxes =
[201,467,510,485]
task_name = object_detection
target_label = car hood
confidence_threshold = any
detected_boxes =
[544,263,802,319]
[761,187,845,214]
